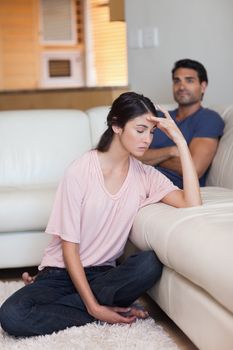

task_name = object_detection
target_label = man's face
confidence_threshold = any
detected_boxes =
[172,68,207,106]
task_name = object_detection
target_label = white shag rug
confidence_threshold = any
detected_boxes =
[0,281,179,350]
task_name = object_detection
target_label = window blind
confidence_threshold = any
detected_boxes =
[40,0,76,43]
[90,0,127,86]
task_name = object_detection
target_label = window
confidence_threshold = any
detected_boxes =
[40,0,77,45]
[89,0,127,86]
[41,52,84,87]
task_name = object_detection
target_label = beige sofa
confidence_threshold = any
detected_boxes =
[0,105,233,349]
[130,105,233,350]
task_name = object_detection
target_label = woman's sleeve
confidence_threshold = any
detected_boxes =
[45,167,83,243]
[139,164,178,208]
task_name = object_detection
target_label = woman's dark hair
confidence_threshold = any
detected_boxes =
[172,58,208,84]
[96,91,157,152]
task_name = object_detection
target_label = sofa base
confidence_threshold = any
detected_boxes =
[0,232,51,268]
[149,267,233,350]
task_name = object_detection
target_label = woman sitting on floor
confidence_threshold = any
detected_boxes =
[0,92,201,337]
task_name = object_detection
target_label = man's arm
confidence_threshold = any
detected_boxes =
[139,146,179,166]
[189,137,219,177]
[159,137,219,177]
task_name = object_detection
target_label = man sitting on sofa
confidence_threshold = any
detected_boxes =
[140,58,225,188]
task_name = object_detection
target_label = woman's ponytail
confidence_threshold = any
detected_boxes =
[96,127,114,152]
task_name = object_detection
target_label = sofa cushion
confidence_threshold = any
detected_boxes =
[0,110,91,186]
[0,187,55,232]
[86,106,110,147]
[130,187,233,314]
[207,105,233,189]
[0,232,52,268]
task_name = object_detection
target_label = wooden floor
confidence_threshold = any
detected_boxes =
[140,294,198,350]
[0,267,197,350]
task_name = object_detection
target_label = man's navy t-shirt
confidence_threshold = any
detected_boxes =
[150,107,225,188]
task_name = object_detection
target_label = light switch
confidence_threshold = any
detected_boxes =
[143,27,159,48]
[128,28,143,49]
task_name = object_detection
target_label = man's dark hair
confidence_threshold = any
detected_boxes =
[172,59,208,84]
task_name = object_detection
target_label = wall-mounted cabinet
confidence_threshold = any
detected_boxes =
[109,0,125,21]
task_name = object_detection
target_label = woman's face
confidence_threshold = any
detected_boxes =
[116,113,156,157]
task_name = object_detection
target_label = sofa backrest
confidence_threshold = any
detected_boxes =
[1,104,232,189]
[86,104,233,190]
[86,106,110,147]
[0,110,91,186]
[206,105,233,189]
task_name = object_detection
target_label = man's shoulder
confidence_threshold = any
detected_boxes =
[191,107,225,136]
[195,107,224,126]
[198,107,222,118]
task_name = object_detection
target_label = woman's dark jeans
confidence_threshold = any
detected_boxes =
[0,251,162,337]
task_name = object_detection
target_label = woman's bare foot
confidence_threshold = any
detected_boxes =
[129,306,149,319]
[119,304,149,319]
[22,272,36,285]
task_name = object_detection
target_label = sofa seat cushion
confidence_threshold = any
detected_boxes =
[130,186,233,314]
[0,186,55,232]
